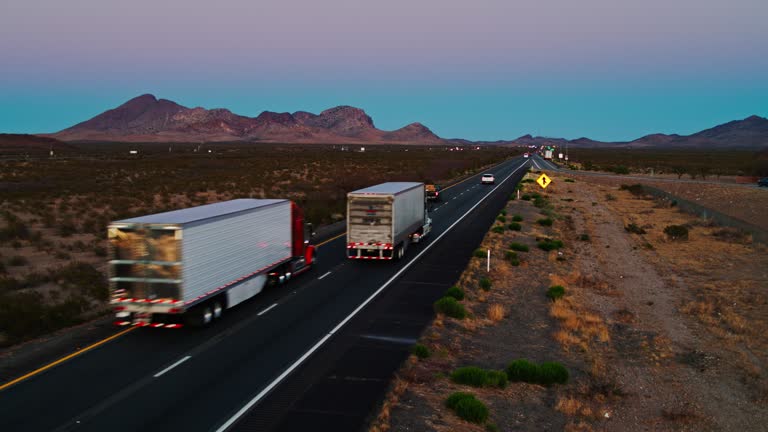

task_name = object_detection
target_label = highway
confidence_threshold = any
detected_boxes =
[0,156,530,432]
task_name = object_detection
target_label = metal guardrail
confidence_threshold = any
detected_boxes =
[640,184,768,245]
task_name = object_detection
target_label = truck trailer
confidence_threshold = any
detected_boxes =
[347,182,432,260]
[108,199,315,327]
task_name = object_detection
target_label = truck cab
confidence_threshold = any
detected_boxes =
[425,184,442,201]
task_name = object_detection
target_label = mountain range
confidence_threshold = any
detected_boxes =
[48,94,443,144]
[42,94,768,148]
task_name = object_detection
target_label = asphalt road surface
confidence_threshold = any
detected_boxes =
[0,156,530,432]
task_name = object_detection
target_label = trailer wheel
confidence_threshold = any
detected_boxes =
[396,245,405,260]
[201,305,213,325]
[212,300,223,320]
[186,304,214,327]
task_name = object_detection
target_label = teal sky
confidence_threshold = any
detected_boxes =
[1,0,766,141]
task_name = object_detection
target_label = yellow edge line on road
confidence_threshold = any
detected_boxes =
[1,232,346,392]
[316,232,345,247]
[442,171,478,191]
[0,161,510,392]
[0,326,137,392]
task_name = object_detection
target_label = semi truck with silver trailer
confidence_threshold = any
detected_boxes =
[347,182,432,260]
[108,199,316,327]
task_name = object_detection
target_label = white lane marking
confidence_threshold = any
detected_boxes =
[153,355,191,378]
[214,159,528,432]
[257,303,278,316]
[318,271,332,280]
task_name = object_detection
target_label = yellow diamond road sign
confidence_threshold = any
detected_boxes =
[536,173,552,189]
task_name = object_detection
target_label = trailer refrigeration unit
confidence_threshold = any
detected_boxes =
[108,199,315,327]
[347,182,432,260]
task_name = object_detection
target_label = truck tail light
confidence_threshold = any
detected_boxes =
[168,308,182,314]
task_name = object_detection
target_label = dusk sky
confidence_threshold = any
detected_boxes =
[1,0,766,141]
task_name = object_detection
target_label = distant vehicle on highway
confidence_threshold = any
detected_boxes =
[425,184,442,201]
[523,152,529,158]
[347,182,432,260]
[759,177,768,187]
[108,199,316,328]
[481,173,495,184]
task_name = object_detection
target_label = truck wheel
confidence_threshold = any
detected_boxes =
[396,245,405,260]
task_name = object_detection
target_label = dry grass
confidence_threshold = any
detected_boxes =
[550,296,610,350]
[487,304,505,322]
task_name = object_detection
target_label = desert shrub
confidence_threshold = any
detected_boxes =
[55,251,71,260]
[451,366,490,387]
[491,226,505,234]
[0,212,30,242]
[512,215,523,222]
[537,218,553,226]
[24,272,50,288]
[411,343,431,359]
[93,246,108,257]
[619,184,644,196]
[711,227,750,243]
[509,242,529,252]
[445,285,465,301]
[454,396,490,424]
[479,277,492,291]
[57,220,78,237]
[564,178,575,183]
[533,197,548,208]
[8,256,28,266]
[506,359,569,385]
[547,285,566,300]
[0,277,21,292]
[538,362,570,385]
[506,359,540,383]
[605,193,616,201]
[434,297,467,319]
[521,194,532,201]
[508,222,522,231]
[446,392,475,410]
[664,225,689,240]
[625,223,646,234]
[485,370,508,388]
[611,165,630,175]
[537,238,564,251]
[579,233,590,241]
[496,215,506,223]
[473,248,486,258]
[521,179,535,183]
[499,209,507,216]
[504,250,518,260]
[0,261,6,274]
[53,262,108,301]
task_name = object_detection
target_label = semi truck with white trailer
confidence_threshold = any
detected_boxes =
[544,149,553,160]
[347,182,432,260]
[108,199,316,327]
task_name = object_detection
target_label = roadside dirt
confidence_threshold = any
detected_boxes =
[371,171,768,431]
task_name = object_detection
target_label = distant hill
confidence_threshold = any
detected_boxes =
[41,94,767,148]
[49,94,444,144]
[0,134,75,155]
[514,116,768,149]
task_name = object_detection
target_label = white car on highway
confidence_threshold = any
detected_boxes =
[481,173,495,184]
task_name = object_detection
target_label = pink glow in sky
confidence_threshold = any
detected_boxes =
[1,0,766,140]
